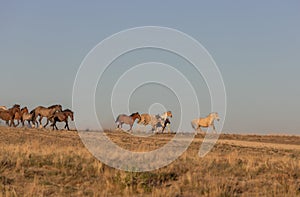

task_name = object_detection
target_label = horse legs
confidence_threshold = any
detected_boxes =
[43,119,49,128]
[50,121,54,130]
[196,126,202,134]
[15,120,20,127]
[26,120,31,127]
[32,115,38,128]
[127,124,133,132]
[30,117,35,128]
[34,118,39,128]
[30,120,36,128]
[152,125,157,133]
[38,116,43,127]
[51,120,58,130]
[211,124,217,133]
[51,122,55,130]
[162,125,170,134]
[9,117,15,127]
[53,122,59,130]
[65,121,70,130]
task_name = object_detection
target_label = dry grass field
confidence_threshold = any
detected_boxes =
[0,126,299,196]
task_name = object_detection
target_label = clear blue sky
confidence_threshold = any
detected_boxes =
[1,1,299,134]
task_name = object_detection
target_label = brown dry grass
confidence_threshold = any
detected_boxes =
[0,126,299,196]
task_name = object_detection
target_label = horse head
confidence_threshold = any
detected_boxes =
[161,111,172,120]
[13,104,20,109]
[54,105,62,112]
[63,109,74,121]
[210,112,220,121]
[21,107,29,114]
[131,112,141,121]
[9,104,21,115]
[70,112,74,121]
[166,111,173,118]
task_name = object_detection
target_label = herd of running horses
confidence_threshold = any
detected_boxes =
[116,111,220,133]
[0,104,220,133]
[0,104,73,130]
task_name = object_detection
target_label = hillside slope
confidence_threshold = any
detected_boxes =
[0,127,299,196]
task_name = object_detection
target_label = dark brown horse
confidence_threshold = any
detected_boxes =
[115,112,141,131]
[0,104,21,127]
[49,109,74,130]
[31,104,62,128]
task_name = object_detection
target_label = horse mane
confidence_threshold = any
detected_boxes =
[21,107,28,111]
[48,104,61,109]
[130,112,139,117]
[63,109,73,113]
[13,104,20,108]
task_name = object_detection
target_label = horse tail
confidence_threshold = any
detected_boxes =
[191,120,197,130]
[20,114,23,123]
[115,115,120,123]
[191,121,195,129]
[30,109,36,120]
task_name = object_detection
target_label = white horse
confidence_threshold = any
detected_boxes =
[191,112,220,133]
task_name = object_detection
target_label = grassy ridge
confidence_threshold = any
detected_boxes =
[0,126,299,196]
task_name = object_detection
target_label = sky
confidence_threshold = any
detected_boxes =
[0,1,299,134]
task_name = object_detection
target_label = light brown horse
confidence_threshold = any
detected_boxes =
[115,112,141,131]
[0,104,21,127]
[0,109,11,126]
[21,107,34,127]
[191,112,220,133]
[14,107,25,127]
[49,109,74,130]
[31,104,62,128]
[0,106,8,125]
